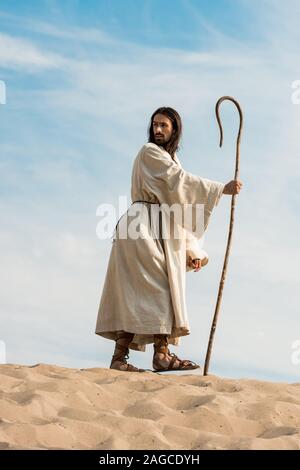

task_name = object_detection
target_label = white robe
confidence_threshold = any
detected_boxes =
[95,143,225,351]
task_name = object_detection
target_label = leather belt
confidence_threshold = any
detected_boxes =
[131,200,160,205]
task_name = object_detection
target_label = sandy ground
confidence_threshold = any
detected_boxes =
[0,363,300,450]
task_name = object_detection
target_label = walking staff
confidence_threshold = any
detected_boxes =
[204,96,244,376]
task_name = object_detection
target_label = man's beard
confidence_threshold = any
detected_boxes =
[155,135,168,145]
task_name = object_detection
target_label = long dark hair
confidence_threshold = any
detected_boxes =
[147,107,182,160]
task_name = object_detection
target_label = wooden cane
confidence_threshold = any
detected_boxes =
[203,96,243,376]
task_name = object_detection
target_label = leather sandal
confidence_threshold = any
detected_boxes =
[152,336,200,372]
[110,331,146,372]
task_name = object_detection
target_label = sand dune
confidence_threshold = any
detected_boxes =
[0,363,300,450]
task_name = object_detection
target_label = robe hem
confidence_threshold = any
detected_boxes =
[95,326,190,352]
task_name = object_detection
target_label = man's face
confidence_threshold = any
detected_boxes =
[153,113,174,145]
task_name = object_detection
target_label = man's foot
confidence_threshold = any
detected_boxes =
[152,335,200,372]
[110,331,146,373]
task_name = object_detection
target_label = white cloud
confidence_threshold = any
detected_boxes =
[0,32,64,69]
[0,10,118,44]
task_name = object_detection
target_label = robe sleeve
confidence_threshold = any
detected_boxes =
[141,143,225,231]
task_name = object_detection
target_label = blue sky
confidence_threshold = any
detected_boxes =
[0,0,262,46]
[0,0,300,382]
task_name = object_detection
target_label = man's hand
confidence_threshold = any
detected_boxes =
[187,256,202,272]
[223,179,243,195]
